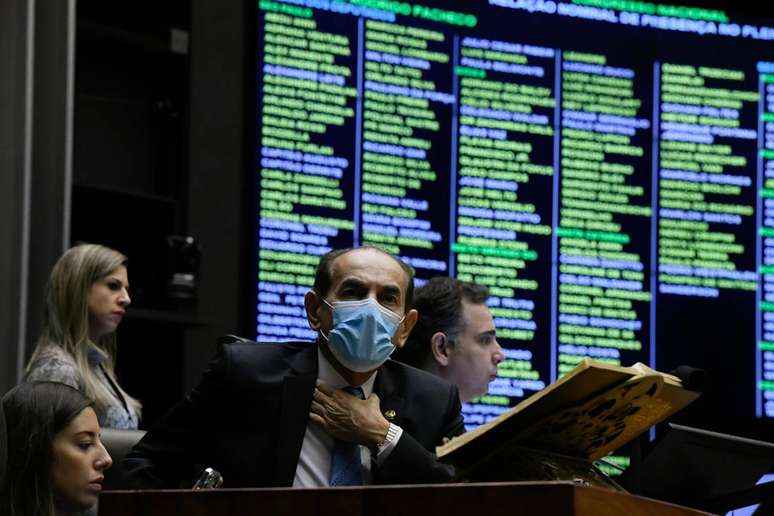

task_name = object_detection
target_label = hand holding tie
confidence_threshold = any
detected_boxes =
[310,383,390,449]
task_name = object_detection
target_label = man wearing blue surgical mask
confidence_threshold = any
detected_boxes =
[124,246,465,489]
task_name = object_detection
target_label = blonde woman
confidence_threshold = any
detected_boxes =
[26,244,142,430]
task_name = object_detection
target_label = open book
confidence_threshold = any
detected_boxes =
[437,358,700,474]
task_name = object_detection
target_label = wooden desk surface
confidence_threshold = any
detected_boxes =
[100,481,713,516]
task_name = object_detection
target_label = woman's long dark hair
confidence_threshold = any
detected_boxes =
[0,381,93,516]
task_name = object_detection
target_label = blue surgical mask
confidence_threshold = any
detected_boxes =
[320,297,404,372]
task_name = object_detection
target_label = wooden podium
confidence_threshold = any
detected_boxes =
[99,482,711,516]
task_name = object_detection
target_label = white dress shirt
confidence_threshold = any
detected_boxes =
[292,349,403,487]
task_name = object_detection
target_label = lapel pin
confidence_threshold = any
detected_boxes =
[384,409,397,420]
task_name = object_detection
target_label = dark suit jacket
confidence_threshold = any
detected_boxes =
[123,341,465,488]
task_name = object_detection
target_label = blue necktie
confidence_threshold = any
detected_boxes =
[329,386,364,486]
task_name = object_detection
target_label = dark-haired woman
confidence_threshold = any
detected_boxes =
[0,381,112,516]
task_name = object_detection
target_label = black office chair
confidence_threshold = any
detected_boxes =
[101,428,147,490]
[215,334,252,346]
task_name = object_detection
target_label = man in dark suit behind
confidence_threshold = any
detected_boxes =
[393,277,504,404]
[123,246,465,488]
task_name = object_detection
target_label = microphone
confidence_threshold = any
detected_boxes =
[192,467,223,490]
[669,366,710,393]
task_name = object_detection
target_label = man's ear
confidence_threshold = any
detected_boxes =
[393,308,418,349]
[430,331,451,367]
[304,290,323,331]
